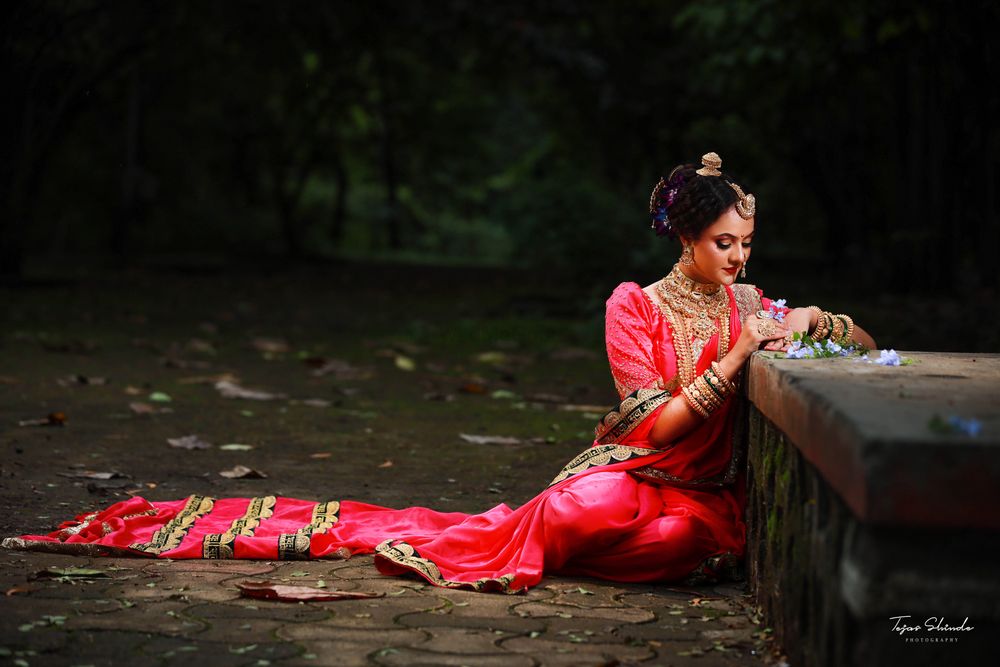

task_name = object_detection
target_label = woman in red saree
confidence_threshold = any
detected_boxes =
[3,152,876,593]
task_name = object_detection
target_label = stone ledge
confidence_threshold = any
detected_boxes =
[745,351,1000,529]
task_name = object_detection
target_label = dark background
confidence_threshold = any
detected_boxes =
[2,0,997,351]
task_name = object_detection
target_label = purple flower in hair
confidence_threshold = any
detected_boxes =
[650,171,687,238]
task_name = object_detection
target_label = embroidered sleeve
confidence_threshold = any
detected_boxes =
[605,283,664,400]
[731,283,764,323]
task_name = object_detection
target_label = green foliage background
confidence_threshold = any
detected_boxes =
[2,0,997,297]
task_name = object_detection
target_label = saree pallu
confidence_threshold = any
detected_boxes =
[3,281,771,593]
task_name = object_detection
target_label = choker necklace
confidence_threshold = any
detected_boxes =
[655,264,730,341]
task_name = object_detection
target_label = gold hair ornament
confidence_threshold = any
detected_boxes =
[695,151,756,220]
[695,152,722,177]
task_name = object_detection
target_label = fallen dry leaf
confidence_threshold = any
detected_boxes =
[378,459,394,468]
[177,372,239,385]
[55,470,125,480]
[219,465,267,479]
[236,580,380,602]
[57,375,108,387]
[33,567,110,580]
[219,443,254,451]
[296,398,331,408]
[5,585,34,596]
[309,452,332,459]
[215,380,286,401]
[167,435,213,450]
[124,385,144,395]
[252,337,290,354]
[307,358,373,380]
[459,382,487,394]
[130,402,172,415]
[18,412,67,427]
[458,433,523,446]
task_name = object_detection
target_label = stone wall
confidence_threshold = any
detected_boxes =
[743,352,999,666]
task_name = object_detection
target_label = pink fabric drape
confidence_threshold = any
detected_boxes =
[4,281,781,593]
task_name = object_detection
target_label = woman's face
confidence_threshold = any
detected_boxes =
[681,205,754,286]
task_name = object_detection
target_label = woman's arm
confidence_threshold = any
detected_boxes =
[764,307,877,351]
[648,314,788,448]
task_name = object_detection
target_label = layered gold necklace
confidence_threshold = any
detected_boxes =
[654,263,731,385]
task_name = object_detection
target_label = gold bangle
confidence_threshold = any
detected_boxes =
[830,315,845,341]
[682,385,711,419]
[695,376,722,410]
[835,314,854,342]
[815,312,834,341]
[710,361,737,394]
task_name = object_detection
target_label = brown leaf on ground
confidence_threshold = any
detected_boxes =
[307,358,373,380]
[378,459,394,468]
[236,580,381,602]
[218,384,268,402]
[130,402,173,415]
[177,372,239,385]
[459,382,487,394]
[57,375,108,387]
[32,567,110,580]
[5,585,34,596]
[252,337,290,354]
[55,470,125,480]
[124,385,144,395]
[215,380,286,401]
[458,433,523,446]
[293,398,331,407]
[309,452,332,459]
[219,465,267,479]
[167,435,213,450]
[18,412,67,427]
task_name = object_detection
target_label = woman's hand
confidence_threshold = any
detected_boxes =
[735,314,791,359]
[762,307,812,351]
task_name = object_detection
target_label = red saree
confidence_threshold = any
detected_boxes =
[3,278,782,594]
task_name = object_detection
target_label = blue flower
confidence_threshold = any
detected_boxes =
[767,299,787,323]
[874,349,901,366]
[947,415,983,437]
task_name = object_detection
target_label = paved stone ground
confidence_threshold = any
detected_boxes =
[0,265,787,666]
[1,553,781,666]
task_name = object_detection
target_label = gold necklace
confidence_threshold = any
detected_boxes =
[654,264,732,386]
[655,264,730,340]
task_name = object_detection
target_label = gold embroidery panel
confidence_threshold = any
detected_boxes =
[594,389,673,445]
[277,533,311,560]
[129,495,215,555]
[375,539,518,593]
[548,444,659,487]
[202,496,276,559]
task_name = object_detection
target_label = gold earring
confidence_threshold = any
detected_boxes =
[680,244,694,265]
